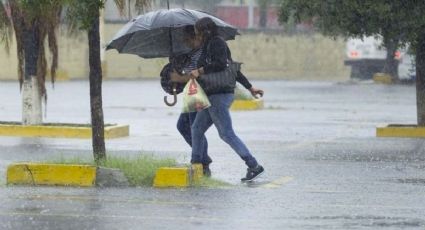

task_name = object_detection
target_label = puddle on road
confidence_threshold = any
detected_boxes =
[303,215,425,228]
[395,178,425,185]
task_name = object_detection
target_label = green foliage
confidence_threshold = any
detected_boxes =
[99,154,176,186]
[0,2,13,52]
[65,0,105,31]
[50,154,177,187]
[65,0,151,31]
[1,0,62,97]
[278,0,425,46]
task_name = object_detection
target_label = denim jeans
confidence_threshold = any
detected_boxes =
[191,93,258,168]
[177,112,212,166]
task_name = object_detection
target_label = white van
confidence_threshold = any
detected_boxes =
[344,36,415,81]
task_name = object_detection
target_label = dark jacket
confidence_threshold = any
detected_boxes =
[197,36,252,94]
[197,36,229,74]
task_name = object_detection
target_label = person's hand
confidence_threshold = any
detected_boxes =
[170,70,181,82]
[190,69,201,79]
[249,87,264,99]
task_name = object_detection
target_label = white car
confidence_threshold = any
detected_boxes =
[344,36,415,81]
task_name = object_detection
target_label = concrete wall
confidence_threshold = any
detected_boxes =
[0,23,350,81]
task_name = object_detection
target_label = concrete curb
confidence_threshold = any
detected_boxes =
[376,124,425,138]
[0,123,129,139]
[6,163,129,187]
[153,164,203,188]
[231,99,264,111]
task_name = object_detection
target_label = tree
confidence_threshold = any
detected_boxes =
[66,0,151,163]
[279,0,425,125]
[278,0,406,81]
[0,0,61,125]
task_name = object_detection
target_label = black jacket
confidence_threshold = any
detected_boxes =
[197,36,229,74]
[197,36,252,94]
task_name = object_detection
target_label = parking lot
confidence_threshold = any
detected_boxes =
[0,80,424,229]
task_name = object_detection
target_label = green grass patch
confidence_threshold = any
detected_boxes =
[49,154,176,187]
[47,155,230,188]
[99,155,176,186]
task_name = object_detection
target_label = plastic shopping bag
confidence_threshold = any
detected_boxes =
[182,79,211,113]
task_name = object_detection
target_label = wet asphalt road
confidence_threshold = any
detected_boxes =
[0,80,424,229]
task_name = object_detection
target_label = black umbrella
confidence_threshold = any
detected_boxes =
[106,8,239,58]
[106,8,239,106]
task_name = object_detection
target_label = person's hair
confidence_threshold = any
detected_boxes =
[182,25,196,40]
[195,17,218,42]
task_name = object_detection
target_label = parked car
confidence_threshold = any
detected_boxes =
[344,36,415,81]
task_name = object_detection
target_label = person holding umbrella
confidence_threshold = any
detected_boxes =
[106,8,243,106]
[167,25,263,177]
[189,17,264,182]
[106,9,263,180]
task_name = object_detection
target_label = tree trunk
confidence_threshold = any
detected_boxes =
[22,24,42,125]
[88,12,106,163]
[416,32,425,126]
[382,38,399,82]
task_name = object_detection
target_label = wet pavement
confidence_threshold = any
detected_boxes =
[0,80,424,229]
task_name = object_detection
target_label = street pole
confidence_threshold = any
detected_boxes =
[248,0,254,29]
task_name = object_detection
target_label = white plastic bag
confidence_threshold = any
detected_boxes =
[182,79,211,113]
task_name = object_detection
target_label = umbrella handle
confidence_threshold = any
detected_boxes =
[164,85,177,106]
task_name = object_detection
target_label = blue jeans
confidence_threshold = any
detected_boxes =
[177,112,212,166]
[191,93,258,168]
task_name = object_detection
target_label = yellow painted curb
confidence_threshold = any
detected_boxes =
[0,123,129,139]
[153,164,203,188]
[373,73,393,84]
[377,124,425,138]
[7,163,96,187]
[231,99,264,111]
[153,167,190,188]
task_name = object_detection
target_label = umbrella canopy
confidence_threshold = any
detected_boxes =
[106,8,239,58]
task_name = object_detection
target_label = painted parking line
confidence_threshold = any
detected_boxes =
[261,176,294,188]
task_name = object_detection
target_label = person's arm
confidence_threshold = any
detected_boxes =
[248,87,264,99]
[170,70,191,83]
[236,71,264,99]
[236,71,252,89]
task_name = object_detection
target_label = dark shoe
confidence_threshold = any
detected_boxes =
[241,165,264,182]
[203,165,211,177]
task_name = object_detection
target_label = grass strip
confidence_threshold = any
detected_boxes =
[48,155,229,188]
[49,154,176,186]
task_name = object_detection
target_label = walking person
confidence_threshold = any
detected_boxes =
[161,26,212,175]
[189,17,264,181]
[167,25,263,177]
